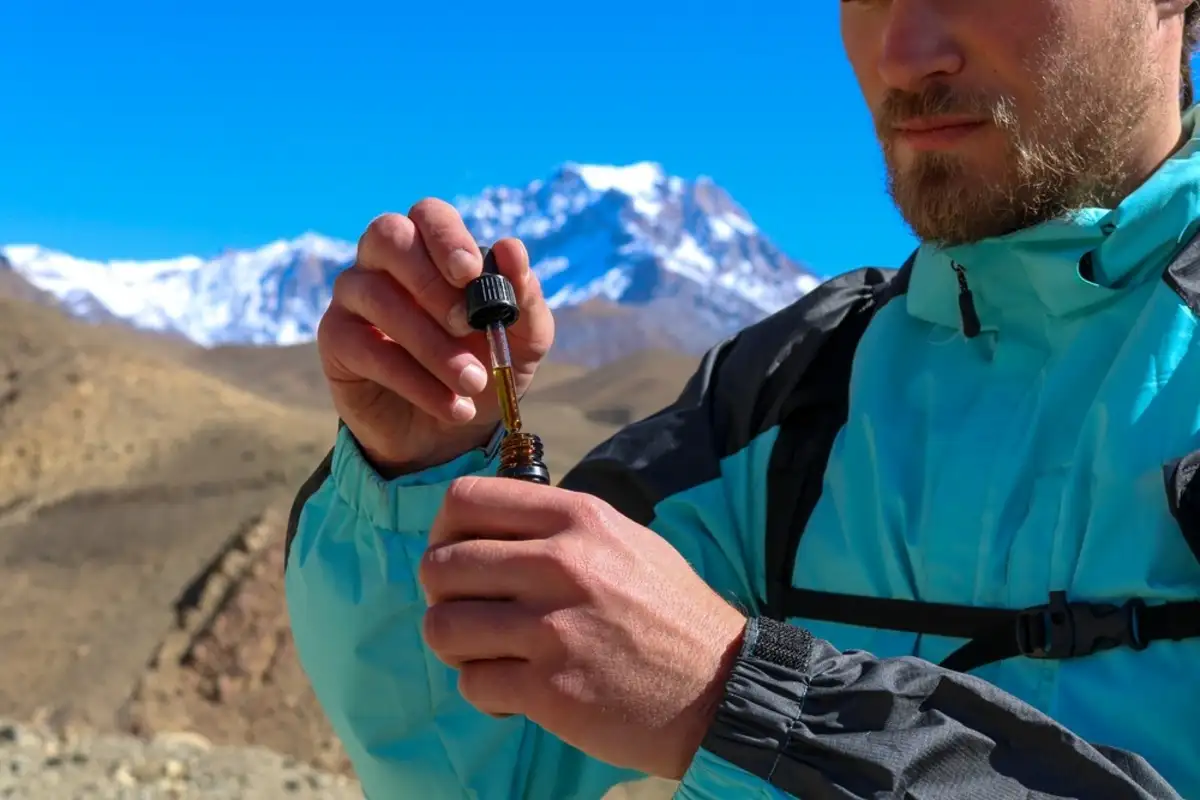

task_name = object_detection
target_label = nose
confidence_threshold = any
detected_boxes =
[877,0,964,92]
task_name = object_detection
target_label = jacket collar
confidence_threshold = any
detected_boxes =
[905,104,1200,336]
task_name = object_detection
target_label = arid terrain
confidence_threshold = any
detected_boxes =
[0,290,697,797]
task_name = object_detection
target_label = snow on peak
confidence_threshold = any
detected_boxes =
[571,161,665,196]
[255,231,356,263]
[3,163,819,365]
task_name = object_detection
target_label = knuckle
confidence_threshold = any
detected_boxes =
[416,547,442,594]
[352,278,387,325]
[409,260,447,305]
[421,603,455,652]
[359,212,414,259]
[548,667,587,701]
[315,309,335,353]
[566,492,608,529]
[330,264,360,302]
[541,535,588,582]
[457,665,486,706]
[316,301,353,359]
[536,608,572,646]
[407,196,453,224]
[329,268,393,329]
[443,475,480,507]
[407,197,471,256]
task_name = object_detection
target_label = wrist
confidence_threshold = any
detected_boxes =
[672,605,748,779]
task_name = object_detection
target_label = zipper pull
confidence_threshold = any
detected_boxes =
[950,260,981,338]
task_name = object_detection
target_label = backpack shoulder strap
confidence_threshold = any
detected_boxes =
[761,255,914,620]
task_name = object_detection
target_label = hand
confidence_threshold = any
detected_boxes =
[418,476,748,780]
[317,199,554,476]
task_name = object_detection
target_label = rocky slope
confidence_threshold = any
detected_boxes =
[0,719,360,799]
[0,291,699,798]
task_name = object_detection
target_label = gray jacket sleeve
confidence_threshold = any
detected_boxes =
[689,616,1181,800]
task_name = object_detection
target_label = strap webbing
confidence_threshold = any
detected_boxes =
[782,588,1200,674]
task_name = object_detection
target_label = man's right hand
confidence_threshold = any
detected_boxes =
[317,198,555,478]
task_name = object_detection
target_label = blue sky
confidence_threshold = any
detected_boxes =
[1,0,919,278]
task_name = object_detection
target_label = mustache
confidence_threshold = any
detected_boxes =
[875,83,1009,131]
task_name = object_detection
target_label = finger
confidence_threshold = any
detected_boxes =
[423,600,541,668]
[429,476,578,548]
[356,212,473,337]
[487,238,554,361]
[320,305,477,424]
[419,537,555,604]
[333,267,489,399]
[458,657,533,717]
[407,197,485,289]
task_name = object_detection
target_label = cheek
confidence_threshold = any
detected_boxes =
[973,1,1071,82]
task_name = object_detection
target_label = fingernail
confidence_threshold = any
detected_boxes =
[450,396,476,422]
[447,302,471,336]
[446,249,480,285]
[458,362,488,395]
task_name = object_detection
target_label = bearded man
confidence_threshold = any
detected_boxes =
[284,1,1200,797]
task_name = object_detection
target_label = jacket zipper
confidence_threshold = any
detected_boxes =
[950,260,981,338]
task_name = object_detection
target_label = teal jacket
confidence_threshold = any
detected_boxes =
[284,108,1200,799]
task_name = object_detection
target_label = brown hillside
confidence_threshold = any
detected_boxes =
[183,340,592,411]
[182,342,334,410]
[527,348,699,426]
[0,258,56,306]
[0,297,336,730]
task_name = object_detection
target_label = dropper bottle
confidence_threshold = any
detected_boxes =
[464,245,550,484]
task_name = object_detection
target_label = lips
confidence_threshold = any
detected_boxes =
[892,117,988,151]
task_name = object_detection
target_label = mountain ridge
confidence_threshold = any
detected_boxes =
[2,161,821,367]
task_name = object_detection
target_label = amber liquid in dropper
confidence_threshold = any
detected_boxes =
[493,363,522,434]
[486,321,523,434]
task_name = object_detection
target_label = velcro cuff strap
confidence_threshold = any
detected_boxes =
[699,617,814,782]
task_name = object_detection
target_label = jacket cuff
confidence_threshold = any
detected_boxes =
[692,616,813,784]
[329,423,502,533]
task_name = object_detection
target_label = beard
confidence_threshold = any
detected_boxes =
[878,5,1162,246]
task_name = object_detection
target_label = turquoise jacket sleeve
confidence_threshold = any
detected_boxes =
[285,424,641,798]
[283,335,782,800]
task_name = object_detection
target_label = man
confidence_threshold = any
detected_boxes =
[284,1,1200,797]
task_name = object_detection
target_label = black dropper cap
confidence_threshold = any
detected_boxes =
[465,245,519,330]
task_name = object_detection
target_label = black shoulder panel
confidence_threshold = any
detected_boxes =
[558,265,910,527]
[708,264,908,460]
[1163,451,1200,565]
[1160,225,1200,314]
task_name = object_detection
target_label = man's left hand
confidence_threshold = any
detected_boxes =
[419,475,747,780]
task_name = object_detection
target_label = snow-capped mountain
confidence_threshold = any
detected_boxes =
[2,162,821,366]
[1,232,354,347]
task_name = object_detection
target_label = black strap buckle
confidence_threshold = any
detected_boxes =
[1014,591,1148,659]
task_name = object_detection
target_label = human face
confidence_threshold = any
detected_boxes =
[840,0,1167,246]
